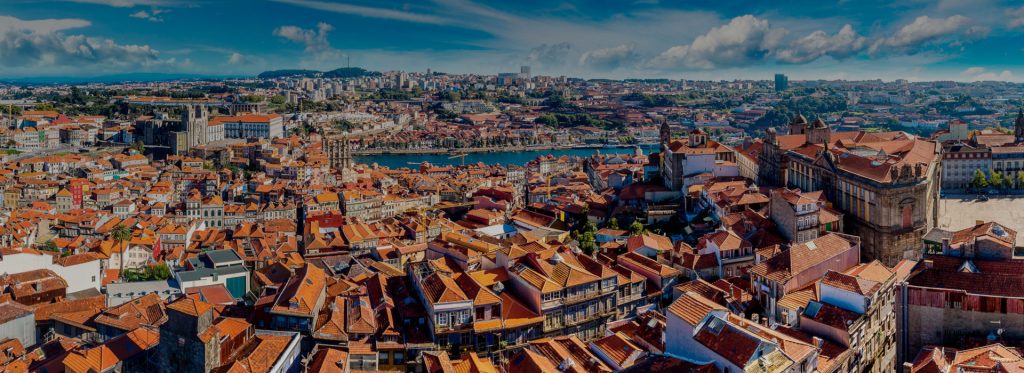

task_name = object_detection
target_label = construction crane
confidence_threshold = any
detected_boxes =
[448,153,468,166]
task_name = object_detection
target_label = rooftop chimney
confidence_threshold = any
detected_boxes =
[902,362,914,373]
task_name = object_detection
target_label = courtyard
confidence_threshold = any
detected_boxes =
[938,195,1024,245]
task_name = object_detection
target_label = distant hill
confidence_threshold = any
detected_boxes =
[257,67,381,79]
[1,72,239,84]
[255,69,319,79]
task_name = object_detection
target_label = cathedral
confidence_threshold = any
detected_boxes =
[325,136,355,184]
[183,104,209,148]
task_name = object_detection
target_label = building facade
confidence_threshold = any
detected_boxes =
[760,117,940,266]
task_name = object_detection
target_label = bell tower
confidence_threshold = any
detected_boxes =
[788,113,808,135]
[1015,109,1024,143]
[327,136,352,171]
[659,120,671,152]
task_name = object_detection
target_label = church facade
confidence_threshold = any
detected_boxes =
[758,115,940,266]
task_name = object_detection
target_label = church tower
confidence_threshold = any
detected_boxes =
[659,120,671,152]
[184,104,209,148]
[806,118,831,145]
[327,136,352,171]
[688,128,707,148]
[788,114,808,135]
[1015,109,1024,143]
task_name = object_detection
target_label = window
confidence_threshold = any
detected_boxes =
[394,352,404,364]
[379,352,389,365]
[436,313,447,326]
[902,205,912,229]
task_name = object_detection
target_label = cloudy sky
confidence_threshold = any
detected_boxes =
[2,0,1024,81]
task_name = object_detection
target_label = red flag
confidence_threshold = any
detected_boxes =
[153,235,162,261]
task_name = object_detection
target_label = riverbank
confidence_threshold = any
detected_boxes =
[353,143,645,155]
[353,144,659,169]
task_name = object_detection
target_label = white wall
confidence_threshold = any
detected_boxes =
[665,311,742,373]
[820,283,867,314]
[176,272,248,295]
[0,252,102,293]
[682,154,716,177]
[0,312,35,348]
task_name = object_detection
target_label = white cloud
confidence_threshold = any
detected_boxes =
[776,24,867,63]
[130,9,166,22]
[961,67,1014,81]
[63,0,185,7]
[870,15,973,54]
[1008,6,1024,29]
[271,0,452,26]
[273,22,344,69]
[0,15,91,33]
[227,52,250,65]
[962,66,985,75]
[579,44,639,70]
[527,43,573,69]
[0,15,162,70]
[274,22,335,54]
[648,15,787,69]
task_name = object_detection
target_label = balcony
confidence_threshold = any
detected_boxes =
[564,311,614,327]
[542,322,564,333]
[434,322,472,334]
[618,293,643,304]
[563,291,606,305]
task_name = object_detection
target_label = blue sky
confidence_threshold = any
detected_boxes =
[2,0,1024,81]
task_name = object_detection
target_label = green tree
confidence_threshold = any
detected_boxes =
[123,263,171,282]
[33,103,55,111]
[629,221,645,236]
[972,169,989,190]
[112,224,132,281]
[270,95,286,105]
[992,171,1004,190]
[130,140,145,154]
[146,263,171,280]
[606,217,619,230]
[42,240,59,253]
[578,231,597,255]
[1017,172,1024,190]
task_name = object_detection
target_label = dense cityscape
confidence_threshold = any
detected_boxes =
[3,1,1024,373]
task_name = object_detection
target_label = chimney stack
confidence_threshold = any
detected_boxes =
[902,362,914,373]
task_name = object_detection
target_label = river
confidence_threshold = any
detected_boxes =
[354,145,659,169]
